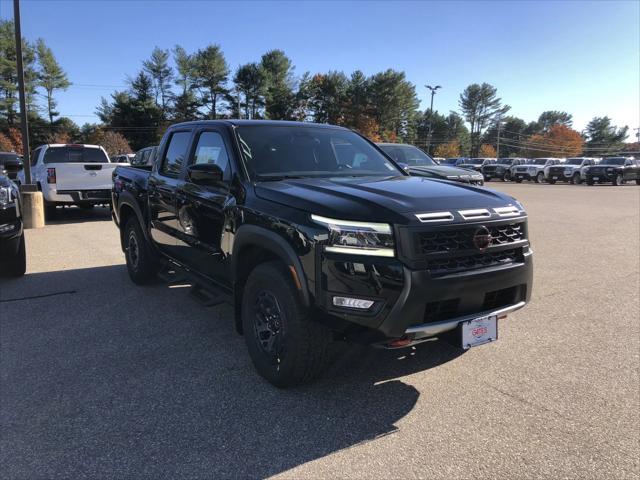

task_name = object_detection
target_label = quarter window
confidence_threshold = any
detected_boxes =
[160,132,191,177]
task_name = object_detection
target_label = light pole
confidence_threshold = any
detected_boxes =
[425,85,441,153]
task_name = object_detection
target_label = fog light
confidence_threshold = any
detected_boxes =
[332,296,374,309]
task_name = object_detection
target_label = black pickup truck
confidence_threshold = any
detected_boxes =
[584,157,640,186]
[0,171,26,277]
[111,120,533,387]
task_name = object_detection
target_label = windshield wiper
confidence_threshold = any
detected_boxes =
[256,174,308,182]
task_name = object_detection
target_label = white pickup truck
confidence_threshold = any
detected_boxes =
[17,144,116,217]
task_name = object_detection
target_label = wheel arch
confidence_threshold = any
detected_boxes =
[232,224,311,334]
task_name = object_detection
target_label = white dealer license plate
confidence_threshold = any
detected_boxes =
[461,315,498,349]
[593,177,599,181]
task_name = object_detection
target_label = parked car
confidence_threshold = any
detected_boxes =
[440,157,467,167]
[513,158,562,183]
[131,146,158,166]
[433,157,444,164]
[584,157,640,186]
[111,153,135,164]
[458,158,496,173]
[482,158,527,182]
[17,144,115,218]
[547,157,598,184]
[0,172,25,277]
[0,151,23,180]
[112,120,533,387]
[377,143,484,185]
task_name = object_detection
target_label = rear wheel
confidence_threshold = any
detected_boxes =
[123,217,159,284]
[571,173,582,185]
[242,261,331,387]
[636,179,640,185]
[535,172,544,183]
[613,173,623,186]
[2,234,26,277]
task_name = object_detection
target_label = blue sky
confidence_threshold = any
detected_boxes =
[1,0,638,135]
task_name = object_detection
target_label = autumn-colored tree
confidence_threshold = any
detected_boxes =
[479,144,496,157]
[0,132,15,151]
[85,129,131,156]
[523,124,583,157]
[434,140,460,158]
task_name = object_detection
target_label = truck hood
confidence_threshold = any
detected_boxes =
[254,175,516,225]
[409,165,482,178]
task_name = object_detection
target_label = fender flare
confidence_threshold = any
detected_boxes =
[117,192,152,244]
[232,224,311,308]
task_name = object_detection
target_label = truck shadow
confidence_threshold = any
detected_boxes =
[1,265,464,479]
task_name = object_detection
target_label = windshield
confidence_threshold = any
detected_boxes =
[467,159,485,165]
[378,144,435,166]
[565,158,584,165]
[236,125,403,180]
[600,158,626,166]
[44,146,109,164]
[496,158,514,165]
[531,159,549,165]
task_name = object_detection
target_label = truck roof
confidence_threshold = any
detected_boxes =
[169,119,349,130]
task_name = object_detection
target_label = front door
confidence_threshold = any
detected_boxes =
[173,129,234,288]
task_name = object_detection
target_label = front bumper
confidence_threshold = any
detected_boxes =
[514,172,536,181]
[318,248,533,341]
[585,173,615,183]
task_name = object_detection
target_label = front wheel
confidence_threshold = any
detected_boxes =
[586,179,594,186]
[242,261,331,387]
[613,174,623,186]
[571,173,582,185]
[535,172,545,183]
[123,217,159,284]
[1,234,26,277]
[503,171,511,181]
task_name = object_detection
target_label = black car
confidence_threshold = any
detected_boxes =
[0,152,23,180]
[584,157,640,186]
[131,145,158,166]
[0,171,26,277]
[377,143,484,185]
[112,120,533,387]
[457,158,496,173]
[482,158,526,182]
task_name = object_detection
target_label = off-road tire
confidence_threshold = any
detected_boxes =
[571,173,582,185]
[242,261,331,388]
[535,172,544,184]
[123,217,159,284]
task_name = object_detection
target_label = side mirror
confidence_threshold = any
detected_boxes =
[397,162,410,172]
[187,163,223,185]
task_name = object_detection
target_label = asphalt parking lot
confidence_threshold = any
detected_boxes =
[1,183,639,479]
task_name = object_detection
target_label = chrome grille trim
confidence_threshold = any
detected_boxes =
[458,208,491,220]
[415,212,454,223]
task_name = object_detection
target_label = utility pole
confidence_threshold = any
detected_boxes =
[13,0,44,227]
[425,85,441,153]
[13,0,31,185]
[496,117,502,159]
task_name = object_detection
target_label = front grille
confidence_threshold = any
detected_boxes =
[424,299,460,323]
[427,249,520,275]
[418,222,524,254]
[516,167,528,172]
[549,167,564,175]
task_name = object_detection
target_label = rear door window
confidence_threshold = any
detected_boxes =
[43,146,109,164]
[160,132,191,177]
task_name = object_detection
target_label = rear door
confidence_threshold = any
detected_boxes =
[43,146,115,191]
[148,130,193,258]
[173,127,234,287]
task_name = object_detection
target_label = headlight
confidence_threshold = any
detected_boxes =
[311,214,395,257]
[0,186,12,206]
[606,168,614,172]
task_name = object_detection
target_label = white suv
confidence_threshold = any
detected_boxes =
[18,144,116,217]
[547,157,598,185]
[513,158,563,183]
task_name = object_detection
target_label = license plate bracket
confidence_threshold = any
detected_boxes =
[461,315,498,349]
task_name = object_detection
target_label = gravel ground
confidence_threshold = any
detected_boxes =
[1,182,638,479]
